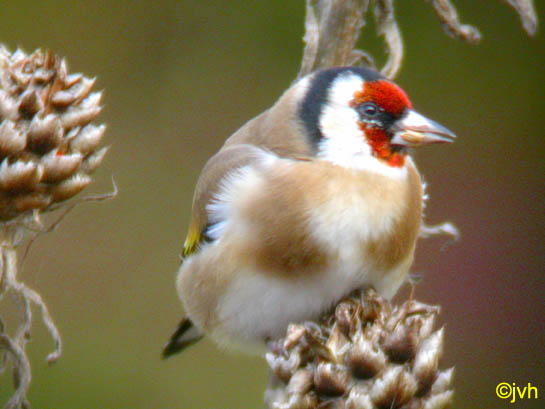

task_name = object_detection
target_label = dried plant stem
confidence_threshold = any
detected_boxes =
[428,0,481,43]
[504,0,538,35]
[298,0,538,80]
[374,0,403,79]
[0,226,32,409]
[1,223,63,364]
[0,179,116,408]
[298,0,370,79]
[419,222,459,241]
[0,333,30,409]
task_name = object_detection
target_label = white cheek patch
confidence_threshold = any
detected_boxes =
[320,73,365,143]
[316,73,407,180]
[319,103,365,146]
[328,73,365,108]
[318,74,371,165]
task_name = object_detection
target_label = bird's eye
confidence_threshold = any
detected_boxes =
[359,103,379,118]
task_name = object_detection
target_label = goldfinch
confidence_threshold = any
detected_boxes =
[163,66,455,357]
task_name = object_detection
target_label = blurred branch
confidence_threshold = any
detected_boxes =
[298,0,538,79]
[428,0,481,43]
[1,236,31,409]
[298,0,371,78]
[374,0,403,79]
[504,0,538,36]
[419,221,459,241]
[0,332,30,409]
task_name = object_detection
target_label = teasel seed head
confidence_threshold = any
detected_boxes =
[265,289,454,409]
[0,46,108,221]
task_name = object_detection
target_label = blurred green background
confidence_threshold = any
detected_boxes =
[0,1,543,408]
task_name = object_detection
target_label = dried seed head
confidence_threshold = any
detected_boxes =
[336,300,357,337]
[51,173,91,202]
[327,325,350,361]
[283,323,308,350]
[81,146,108,174]
[0,90,18,120]
[0,120,26,155]
[266,349,301,384]
[0,159,43,191]
[70,124,106,155]
[418,312,437,340]
[12,192,51,213]
[413,329,444,395]
[423,391,454,409]
[347,335,386,379]
[61,92,102,129]
[314,363,349,397]
[0,46,108,221]
[371,366,417,408]
[40,150,82,183]
[382,319,419,363]
[346,385,374,409]
[431,367,454,395]
[265,289,454,409]
[18,90,43,118]
[287,369,314,396]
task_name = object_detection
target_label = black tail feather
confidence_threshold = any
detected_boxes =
[162,317,203,359]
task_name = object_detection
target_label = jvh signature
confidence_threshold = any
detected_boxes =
[496,382,538,404]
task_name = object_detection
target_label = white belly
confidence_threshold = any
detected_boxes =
[214,254,411,349]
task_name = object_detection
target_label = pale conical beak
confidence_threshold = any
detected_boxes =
[391,109,456,147]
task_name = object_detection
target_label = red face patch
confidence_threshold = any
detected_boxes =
[358,124,406,167]
[351,80,412,116]
[350,80,412,168]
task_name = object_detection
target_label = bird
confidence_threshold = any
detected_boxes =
[162,66,455,358]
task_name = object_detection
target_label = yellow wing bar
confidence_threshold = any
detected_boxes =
[182,224,201,258]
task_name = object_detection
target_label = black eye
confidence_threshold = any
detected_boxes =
[358,102,379,118]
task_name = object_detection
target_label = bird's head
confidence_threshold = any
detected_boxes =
[297,67,455,169]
